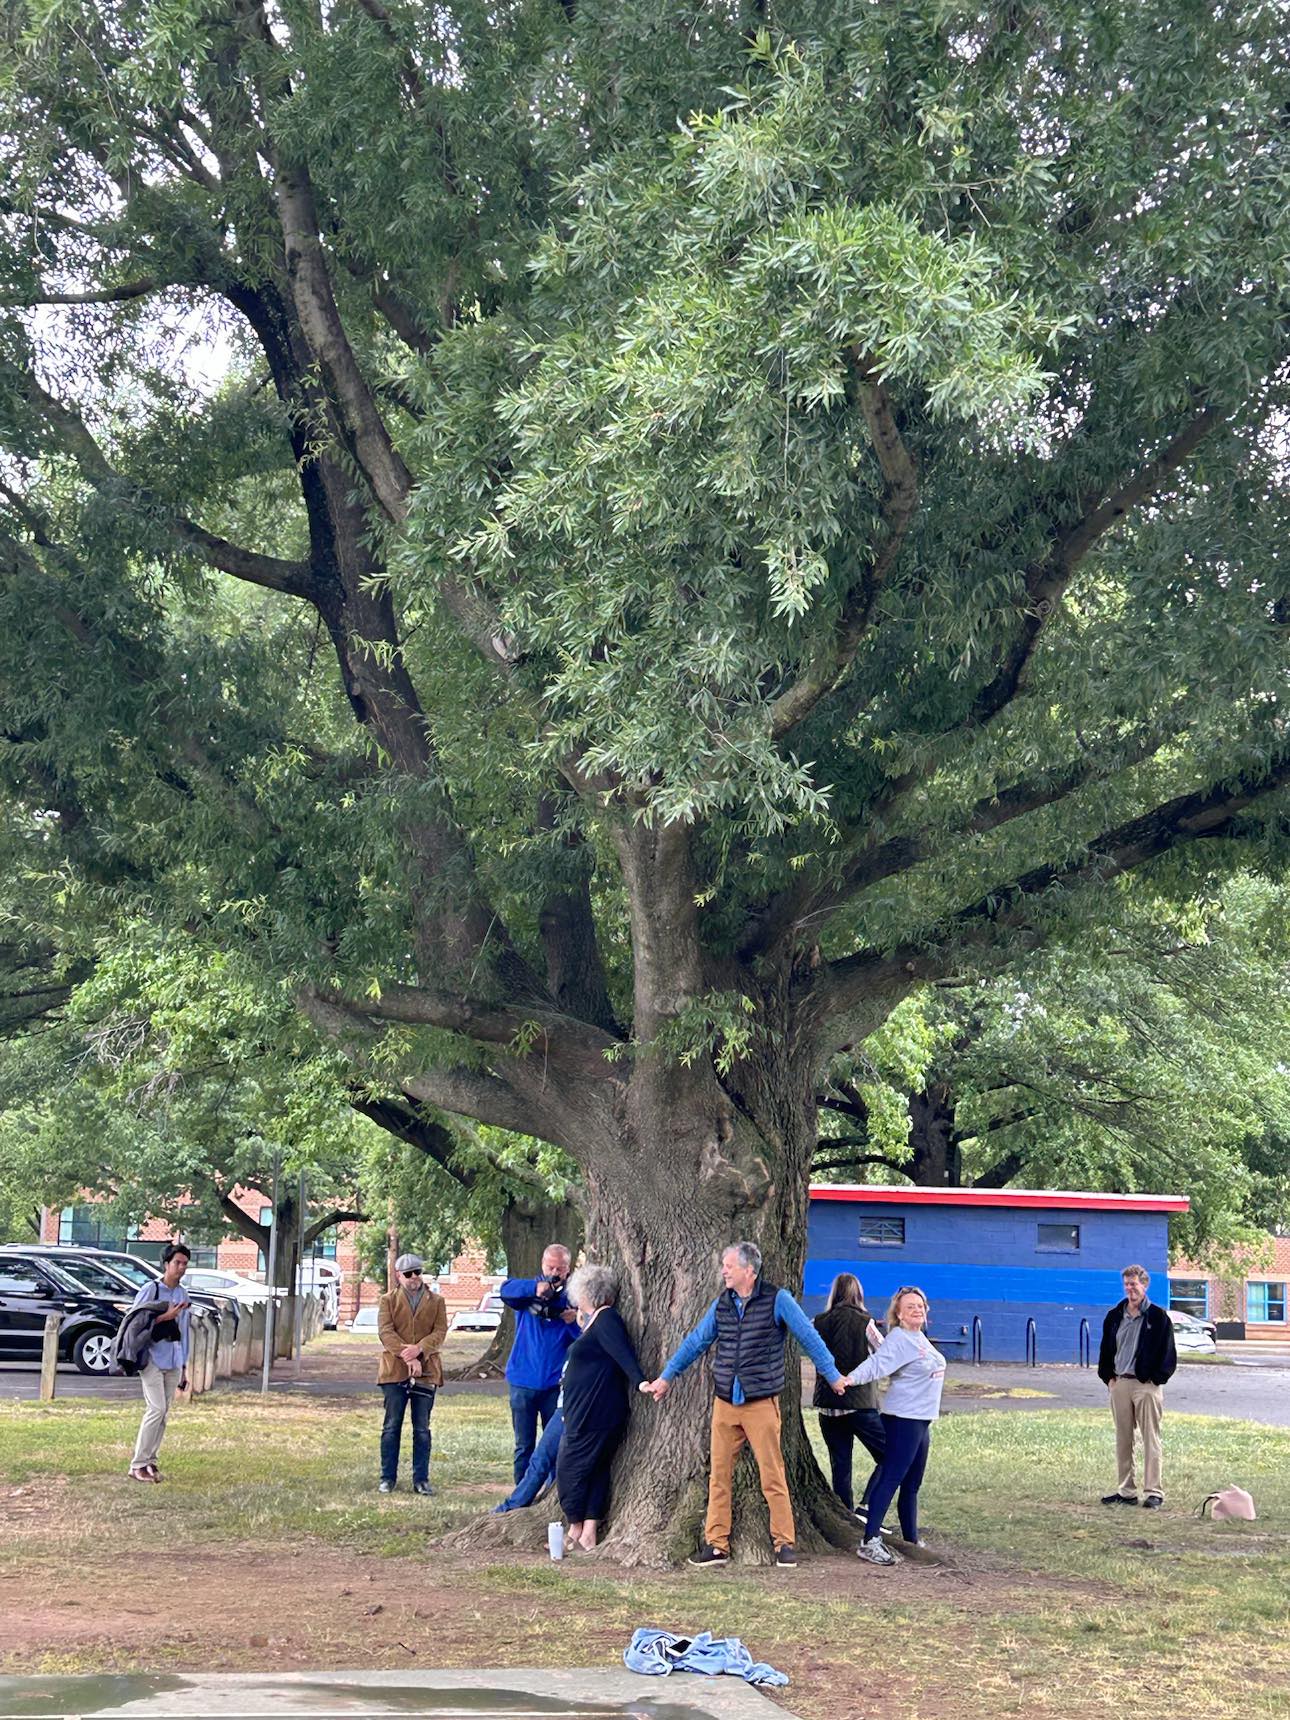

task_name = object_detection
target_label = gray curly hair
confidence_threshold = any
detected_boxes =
[567,1263,619,1311]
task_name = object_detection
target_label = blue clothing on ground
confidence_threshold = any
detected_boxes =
[865,1412,931,1544]
[129,1280,190,1372]
[380,1380,435,1487]
[498,1276,579,1390]
[660,1288,842,1403]
[494,1406,563,1512]
[508,1381,560,1484]
[624,1629,788,1688]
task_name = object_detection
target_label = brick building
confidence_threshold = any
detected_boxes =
[40,1193,501,1325]
[1169,1233,1290,1337]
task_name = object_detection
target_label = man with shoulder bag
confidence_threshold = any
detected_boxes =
[127,1242,192,1484]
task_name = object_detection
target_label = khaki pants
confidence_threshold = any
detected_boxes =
[1109,1377,1164,1500]
[706,1396,795,1552]
[131,1362,180,1471]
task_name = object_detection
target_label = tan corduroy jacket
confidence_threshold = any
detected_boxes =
[376,1285,448,1386]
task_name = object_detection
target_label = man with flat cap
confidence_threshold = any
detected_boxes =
[376,1254,448,1495]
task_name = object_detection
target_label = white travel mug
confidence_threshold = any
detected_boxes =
[547,1521,565,1560]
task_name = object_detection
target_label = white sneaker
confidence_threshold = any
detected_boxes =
[857,1536,902,1566]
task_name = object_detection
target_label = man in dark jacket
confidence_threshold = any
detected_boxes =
[1097,1264,1177,1509]
[639,1241,846,1569]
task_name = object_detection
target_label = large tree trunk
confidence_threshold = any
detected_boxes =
[906,1080,961,1186]
[462,1188,585,1377]
[454,1031,858,1566]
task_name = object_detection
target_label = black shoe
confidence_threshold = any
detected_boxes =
[687,1542,730,1567]
[1100,1492,1137,1505]
[775,1544,797,1567]
[413,1482,433,1496]
[378,1480,395,1494]
[1142,1495,1163,1510]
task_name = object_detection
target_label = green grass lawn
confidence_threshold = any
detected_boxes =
[1,1382,1287,1720]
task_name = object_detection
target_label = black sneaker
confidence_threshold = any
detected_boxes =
[1142,1495,1163,1510]
[413,1482,434,1496]
[775,1544,797,1567]
[687,1542,730,1567]
[1100,1492,1137,1505]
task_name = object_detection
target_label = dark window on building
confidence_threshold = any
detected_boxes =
[1248,1282,1287,1324]
[1037,1223,1080,1252]
[185,1245,219,1269]
[308,1235,338,1261]
[858,1217,905,1247]
[1169,1278,1209,1320]
[58,1204,127,1249]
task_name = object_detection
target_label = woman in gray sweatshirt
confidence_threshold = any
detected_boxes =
[840,1286,946,1565]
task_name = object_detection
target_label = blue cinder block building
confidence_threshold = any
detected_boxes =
[804,1186,1188,1363]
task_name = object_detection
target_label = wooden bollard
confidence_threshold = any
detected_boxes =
[39,1312,60,1403]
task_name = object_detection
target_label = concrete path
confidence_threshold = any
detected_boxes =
[0,1670,794,1719]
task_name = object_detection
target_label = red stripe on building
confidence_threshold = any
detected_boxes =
[809,1184,1189,1213]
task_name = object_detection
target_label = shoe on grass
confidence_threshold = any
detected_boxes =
[413,1482,433,1496]
[1142,1495,1163,1510]
[687,1542,730,1567]
[1101,1492,1138,1505]
[775,1544,797,1567]
[378,1480,395,1494]
[127,1467,155,1484]
[857,1536,901,1566]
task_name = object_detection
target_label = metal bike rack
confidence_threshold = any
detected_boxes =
[1078,1317,1092,1368]
[1025,1317,1038,1367]
[971,1314,983,1365]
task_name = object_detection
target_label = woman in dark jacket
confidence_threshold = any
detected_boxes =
[812,1272,886,1513]
[557,1263,645,1550]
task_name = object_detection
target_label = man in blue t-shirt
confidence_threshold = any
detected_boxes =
[499,1242,579,1483]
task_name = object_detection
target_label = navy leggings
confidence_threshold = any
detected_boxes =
[864,1414,931,1544]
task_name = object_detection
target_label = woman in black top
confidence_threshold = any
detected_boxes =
[812,1272,886,1513]
[556,1263,645,1549]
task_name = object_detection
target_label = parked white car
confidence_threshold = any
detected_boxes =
[1168,1310,1218,1354]
[184,1269,283,1303]
[349,1305,379,1332]
[449,1292,504,1332]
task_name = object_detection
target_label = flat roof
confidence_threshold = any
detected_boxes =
[810,1184,1190,1214]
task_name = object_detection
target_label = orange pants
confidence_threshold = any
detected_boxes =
[706,1395,795,1552]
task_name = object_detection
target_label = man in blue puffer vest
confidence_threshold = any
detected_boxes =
[499,1242,579,1484]
[640,1240,845,1569]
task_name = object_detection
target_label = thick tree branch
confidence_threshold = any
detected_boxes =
[768,361,917,740]
[970,403,1220,727]
[819,745,1290,1037]
[303,1206,366,1246]
[1,277,167,307]
[15,374,318,600]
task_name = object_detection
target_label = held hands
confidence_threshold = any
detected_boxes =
[399,1343,422,1364]
[638,1377,670,1402]
[830,1377,848,1395]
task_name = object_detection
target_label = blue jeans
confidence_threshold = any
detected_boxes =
[495,1406,563,1511]
[508,1383,561,1484]
[818,1408,887,1511]
[864,1414,931,1544]
[380,1381,435,1487]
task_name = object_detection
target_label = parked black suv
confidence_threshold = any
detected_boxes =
[11,1245,240,1336]
[0,1247,135,1374]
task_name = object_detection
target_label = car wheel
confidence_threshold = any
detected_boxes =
[72,1328,115,1375]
